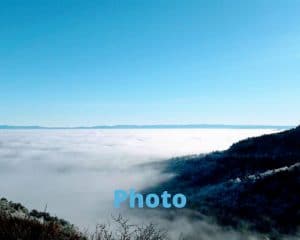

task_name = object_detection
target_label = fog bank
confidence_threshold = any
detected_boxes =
[0,128,277,236]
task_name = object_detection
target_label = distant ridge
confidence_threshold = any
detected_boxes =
[0,124,294,130]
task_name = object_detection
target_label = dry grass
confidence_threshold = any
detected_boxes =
[0,213,168,240]
[0,212,85,240]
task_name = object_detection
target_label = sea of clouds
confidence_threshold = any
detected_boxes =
[0,128,280,238]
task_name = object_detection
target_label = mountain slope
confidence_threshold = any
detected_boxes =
[151,126,300,238]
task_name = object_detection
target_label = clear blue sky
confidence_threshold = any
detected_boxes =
[0,0,299,127]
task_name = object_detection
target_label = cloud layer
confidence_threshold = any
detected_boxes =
[0,128,277,237]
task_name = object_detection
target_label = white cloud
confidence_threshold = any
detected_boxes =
[0,128,278,237]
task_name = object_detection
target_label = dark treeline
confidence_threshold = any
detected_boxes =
[149,126,300,239]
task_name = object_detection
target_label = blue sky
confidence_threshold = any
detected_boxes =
[0,0,299,127]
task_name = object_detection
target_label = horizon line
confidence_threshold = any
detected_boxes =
[0,124,295,130]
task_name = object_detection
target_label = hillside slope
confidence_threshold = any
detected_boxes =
[151,126,300,238]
